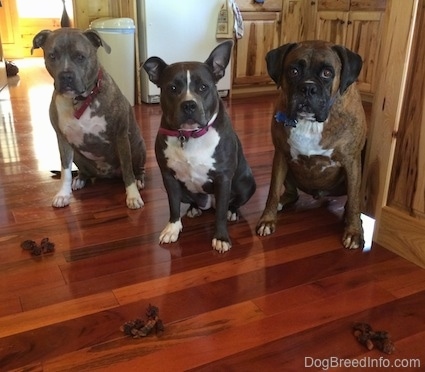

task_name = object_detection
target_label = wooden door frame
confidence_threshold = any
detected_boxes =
[361,0,422,264]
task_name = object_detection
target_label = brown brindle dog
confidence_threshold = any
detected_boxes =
[256,41,367,249]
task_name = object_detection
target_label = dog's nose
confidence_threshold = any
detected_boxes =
[181,100,197,114]
[59,71,74,85]
[300,82,318,97]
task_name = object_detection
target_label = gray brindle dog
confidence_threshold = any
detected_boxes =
[32,28,146,209]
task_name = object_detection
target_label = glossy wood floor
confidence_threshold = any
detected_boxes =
[0,59,424,371]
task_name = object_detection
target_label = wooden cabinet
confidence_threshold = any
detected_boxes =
[232,0,282,95]
[281,0,317,44]
[315,0,386,97]
[232,0,386,98]
[233,11,281,86]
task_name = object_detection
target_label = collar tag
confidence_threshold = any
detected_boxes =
[275,111,297,127]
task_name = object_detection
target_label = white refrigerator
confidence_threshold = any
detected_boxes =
[137,0,233,103]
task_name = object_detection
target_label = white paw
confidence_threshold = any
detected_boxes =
[52,193,71,208]
[71,177,86,190]
[159,220,183,244]
[126,194,144,209]
[342,233,363,250]
[126,182,144,209]
[187,207,202,218]
[256,224,273,236]
[227,210,239,222]
[212,238,231,253]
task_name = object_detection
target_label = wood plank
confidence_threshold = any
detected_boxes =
[0,292,118,338]
[190,291,425,371]
[43,283,395,371]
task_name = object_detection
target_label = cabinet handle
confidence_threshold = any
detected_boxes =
[347,21,352,25]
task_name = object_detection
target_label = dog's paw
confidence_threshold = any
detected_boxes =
[126,194,144,209]
[227,210,239,222]
[212,238,231,253]
[159,220,183,244]
[52,193,71,208]
[126,183,144,209]
[187,207,202,218]
[256,220,276,236]
[342,230,364,250]
[71,177,86,190]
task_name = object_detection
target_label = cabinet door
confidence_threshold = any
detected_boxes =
[234,12,281,86]
[345,11,383,94]
[281,0,304,43]
[316,11,348,45]
[0,0,22,58]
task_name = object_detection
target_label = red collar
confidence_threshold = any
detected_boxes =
[73,70,103,119]
[158,112,218,143]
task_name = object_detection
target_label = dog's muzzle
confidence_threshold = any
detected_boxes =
[57,71,76,92]
[290,82,331,122]
[179,99,204,128]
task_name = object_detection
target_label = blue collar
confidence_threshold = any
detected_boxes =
[274,111,298,127]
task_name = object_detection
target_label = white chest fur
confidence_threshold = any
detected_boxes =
[164,128,220,193]
[55,95,109,148]
[287,119,334,160]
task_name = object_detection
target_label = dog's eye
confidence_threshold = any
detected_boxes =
[168,85,177,94]
[199,84,207,93]
[321,68,333,79]
[73,53,86,63]
[48,53,56,61]
[288,68,299,78]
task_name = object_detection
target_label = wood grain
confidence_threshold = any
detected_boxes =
[0,58,424,371]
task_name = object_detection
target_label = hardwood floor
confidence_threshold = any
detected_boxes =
[0,59,424,371]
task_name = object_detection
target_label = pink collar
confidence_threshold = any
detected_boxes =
[73,70,103,119]
[158,112,218,143]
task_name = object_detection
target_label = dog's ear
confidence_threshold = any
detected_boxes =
[83,29,112,54]
[31,30,52,54]
[142,57,168,87]
[331,45,363,93]
[266,43,298,86]
[205,40,233,82]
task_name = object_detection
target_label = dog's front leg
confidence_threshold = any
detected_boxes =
[342,155,364,249]
[159,172,183,244]
[53,138,74,208]
[212,175,232,253]
[256,150,288,236]
[116,132,144,209]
